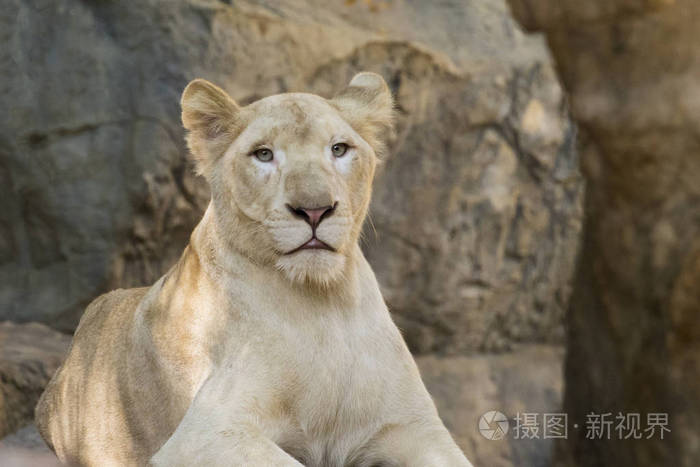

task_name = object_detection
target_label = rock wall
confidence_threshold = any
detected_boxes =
[418,345,564,467]
[0,0,582,356]
[0,322,70,438]
[507,0,700,465]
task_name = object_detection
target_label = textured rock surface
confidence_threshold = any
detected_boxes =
[0,0,582,354]
[1,3,578,465]
[0,322,70,438]
[507,0,700,465]
[418,345,564,467]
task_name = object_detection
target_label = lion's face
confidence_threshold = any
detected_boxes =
[180,73,393,286]
[216,94,376,285]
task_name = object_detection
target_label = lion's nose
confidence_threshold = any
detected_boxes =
[286,203,337,230]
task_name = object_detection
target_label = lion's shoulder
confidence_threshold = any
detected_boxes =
[74,287,149,337]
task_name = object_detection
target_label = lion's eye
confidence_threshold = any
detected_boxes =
[253,148,273,162]
[331,143,348,158]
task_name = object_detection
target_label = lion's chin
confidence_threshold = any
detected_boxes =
[275,249,346,288]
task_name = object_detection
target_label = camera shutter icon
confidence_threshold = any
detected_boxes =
[479,411,509,440]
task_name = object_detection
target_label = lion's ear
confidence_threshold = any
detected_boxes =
[181,79,240,175]
[331,72,394,159]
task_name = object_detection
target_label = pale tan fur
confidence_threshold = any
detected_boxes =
[35,73,473,467]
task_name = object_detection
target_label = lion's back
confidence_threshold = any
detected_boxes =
[35,287,149,465]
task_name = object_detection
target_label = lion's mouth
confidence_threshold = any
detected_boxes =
[286,236,335,255]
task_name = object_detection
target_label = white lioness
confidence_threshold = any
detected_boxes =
[35,73,473,467]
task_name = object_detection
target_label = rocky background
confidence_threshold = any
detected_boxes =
[507,0,700,465]
[0,0,582,352]
[3,0,696,466]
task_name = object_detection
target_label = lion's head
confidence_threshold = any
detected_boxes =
[180,73,394,287]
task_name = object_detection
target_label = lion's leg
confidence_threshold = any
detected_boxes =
[149,373,302,467]
[150,426,303,467]
[359,421,473,467]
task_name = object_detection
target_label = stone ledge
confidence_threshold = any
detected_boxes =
[417,344,564,467]
[0,321,71,438]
